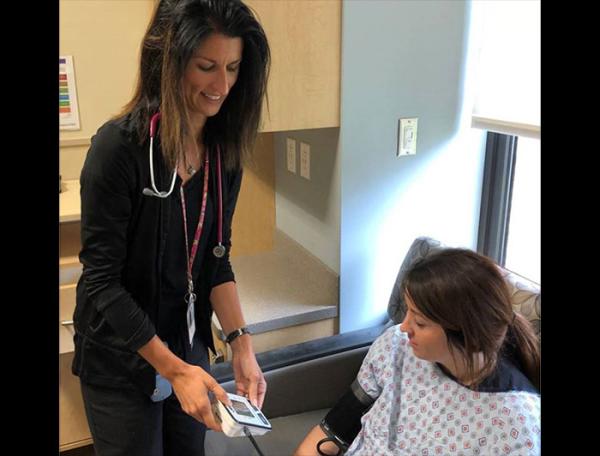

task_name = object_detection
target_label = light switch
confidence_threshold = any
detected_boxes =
[286,137,296,173]
[398,118,418,156]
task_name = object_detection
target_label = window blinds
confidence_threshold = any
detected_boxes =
[470,0,540,139]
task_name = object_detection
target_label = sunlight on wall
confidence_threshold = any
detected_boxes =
[369,129,486,321]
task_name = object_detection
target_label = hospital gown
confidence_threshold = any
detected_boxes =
[346,326,540,455]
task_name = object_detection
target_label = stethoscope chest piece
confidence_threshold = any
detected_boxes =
[213,244,226,258]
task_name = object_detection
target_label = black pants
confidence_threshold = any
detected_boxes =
[81,333,210,456]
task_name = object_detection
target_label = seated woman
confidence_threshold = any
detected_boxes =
[294,248,540,455]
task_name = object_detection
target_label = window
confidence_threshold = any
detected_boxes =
[477,133,540,284]
[471,0,540,283]
[504,137,540,283]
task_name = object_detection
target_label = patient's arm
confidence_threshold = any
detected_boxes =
[293,376,375,455]
[294,330,387,456]
[293,425,340,456]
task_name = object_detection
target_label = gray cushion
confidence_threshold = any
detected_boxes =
[219,346,369,419]
[205,409,327,456]
[388,237,445,323]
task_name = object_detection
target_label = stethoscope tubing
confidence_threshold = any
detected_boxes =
[143,112,225,257]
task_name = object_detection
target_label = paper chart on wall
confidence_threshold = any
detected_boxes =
[59,56,81,130]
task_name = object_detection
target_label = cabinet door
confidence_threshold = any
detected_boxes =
[59,353,93,451]
[59,284,77,354]
[247,0,341,132]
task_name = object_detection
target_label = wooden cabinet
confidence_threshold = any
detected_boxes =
[247,0,342,132]
[59,221,92,452]
[59,352,93,451]
[231,133,275,256]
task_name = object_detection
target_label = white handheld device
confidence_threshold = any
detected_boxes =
[213,393,272,437]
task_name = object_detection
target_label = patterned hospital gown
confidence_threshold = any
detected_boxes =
[345,326,540,455]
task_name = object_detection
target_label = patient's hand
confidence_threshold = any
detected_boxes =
[293,425,340,456]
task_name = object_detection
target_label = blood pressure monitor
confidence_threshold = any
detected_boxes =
[213,393,272,437]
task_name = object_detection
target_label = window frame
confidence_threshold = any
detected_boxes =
[477,131,517,266]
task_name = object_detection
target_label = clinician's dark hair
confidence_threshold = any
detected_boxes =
[402,249,540,391]
[117,0,270,171]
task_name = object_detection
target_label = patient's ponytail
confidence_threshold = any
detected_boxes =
[506,313,540,391]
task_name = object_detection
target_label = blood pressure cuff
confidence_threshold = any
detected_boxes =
[318,379,376,453]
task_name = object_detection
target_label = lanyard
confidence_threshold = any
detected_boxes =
[180,150,210,298]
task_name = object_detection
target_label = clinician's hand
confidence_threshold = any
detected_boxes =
[170,363,231,430]
[138,336,231,431]
[231,334,267,408]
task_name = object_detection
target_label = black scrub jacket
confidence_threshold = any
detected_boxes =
[72,115,242,396]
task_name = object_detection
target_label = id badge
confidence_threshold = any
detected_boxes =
[150,340,173,402]
[150,373,173,402]
[187,295,196,347]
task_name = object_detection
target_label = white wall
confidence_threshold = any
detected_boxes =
[339,0,487,331]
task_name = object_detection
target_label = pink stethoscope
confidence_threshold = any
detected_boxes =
[142,112,225,258]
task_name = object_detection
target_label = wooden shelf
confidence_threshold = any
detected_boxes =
[59,353,92,451]
[60,179,81,223]
[59,255,80,266]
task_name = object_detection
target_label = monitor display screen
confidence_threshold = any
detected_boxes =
[231,399,254,418]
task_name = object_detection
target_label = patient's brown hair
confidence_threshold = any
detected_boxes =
[402,249,540,391]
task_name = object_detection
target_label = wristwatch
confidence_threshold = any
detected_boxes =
[225,326,252,344]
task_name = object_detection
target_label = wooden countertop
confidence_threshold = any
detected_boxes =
[60,179,80,223]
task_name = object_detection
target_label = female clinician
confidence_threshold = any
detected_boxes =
[71,1,270,454]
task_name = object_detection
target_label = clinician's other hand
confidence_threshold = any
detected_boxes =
[170,364,231,431]
[231,339,267,408]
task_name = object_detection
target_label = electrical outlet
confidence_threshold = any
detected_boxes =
[397,118,418,156]
[286,138,296,173]
[300,141,310,180]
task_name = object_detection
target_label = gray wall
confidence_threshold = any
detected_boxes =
[339,0,487,331]
[274,128,341,274]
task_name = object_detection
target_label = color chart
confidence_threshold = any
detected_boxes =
[59,56,80,130]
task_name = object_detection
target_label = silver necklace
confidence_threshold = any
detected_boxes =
[186,164,196,176]
[184,142,202,176]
